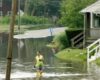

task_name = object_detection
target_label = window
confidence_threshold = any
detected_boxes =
[94,15,100,27]
[0,0,2,7]
[0,11,2,16]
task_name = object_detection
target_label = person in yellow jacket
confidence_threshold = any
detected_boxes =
[34,51,44,77]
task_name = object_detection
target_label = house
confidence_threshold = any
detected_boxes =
[81,0,100,40]
[81,0,100,64]
[71,0,100,48]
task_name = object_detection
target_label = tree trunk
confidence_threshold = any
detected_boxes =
[24,0,30,14]
[31,8,35,16]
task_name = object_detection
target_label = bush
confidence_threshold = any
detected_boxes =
[53,31,69,50]
[0,16,10,24]
[0,15,50,25]
[50,28,83,51]
[16,15,50,25]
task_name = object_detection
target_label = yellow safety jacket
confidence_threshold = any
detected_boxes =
[35,55,44,67]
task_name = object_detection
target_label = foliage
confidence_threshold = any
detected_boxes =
[53,31,69,50]
[45,0,61,17]
[0,15,50,25]
[26,0,61,17]
[16,15,50,25]
[58,0,97,28]
[27,0,46,15]
[51,29,83,50]
[0,16,10,24]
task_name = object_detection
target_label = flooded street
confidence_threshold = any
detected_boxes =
[0,0,100,79]
[0,58,100,80]
[0,33,100,80]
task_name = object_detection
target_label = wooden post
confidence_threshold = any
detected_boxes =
[87,47,89,73]
[5,0,17,80]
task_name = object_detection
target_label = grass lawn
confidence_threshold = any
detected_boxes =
[0,24,31,33]
[55,48,87,62]
[0,25,9,32]
[0,24,54,33]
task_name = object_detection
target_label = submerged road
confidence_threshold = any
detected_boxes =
[14,27,66,39]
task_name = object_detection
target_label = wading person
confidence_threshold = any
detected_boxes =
[34,51,44,77]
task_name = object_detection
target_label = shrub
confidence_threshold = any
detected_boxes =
[16,15,50,25]
[0,16,10,24]
[0,15,50,25]
[53,31,69,50]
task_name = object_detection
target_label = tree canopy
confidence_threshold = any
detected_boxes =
[3,0,98,28]
[24,0,61,17]
[58,0,97,28]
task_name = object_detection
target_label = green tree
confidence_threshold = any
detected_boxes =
[59,0,97,28]
[46,0,61,17]
[28,0,47,16]
[24,0,61,17]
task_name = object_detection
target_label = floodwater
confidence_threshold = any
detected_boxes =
[0,58,100,80]
[0,33,100,80]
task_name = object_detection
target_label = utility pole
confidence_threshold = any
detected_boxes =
[5,0,17,80]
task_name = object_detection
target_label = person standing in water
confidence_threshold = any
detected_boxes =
[34,51,44,77]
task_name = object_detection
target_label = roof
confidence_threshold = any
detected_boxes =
[14,27,67,39]
[80,0,100,14]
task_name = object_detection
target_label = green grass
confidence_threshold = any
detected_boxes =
[0,24,54,33]
[0,24,26,33]
[55,48,87,62]
[0,24,9,32]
